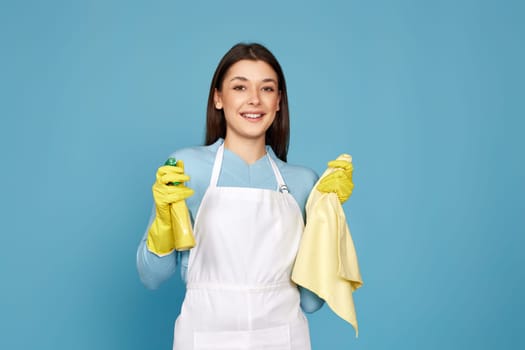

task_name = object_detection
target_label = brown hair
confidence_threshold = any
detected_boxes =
[205,43,290,162]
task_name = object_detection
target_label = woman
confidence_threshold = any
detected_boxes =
[137,43,349,350]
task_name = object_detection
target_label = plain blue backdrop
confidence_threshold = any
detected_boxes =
[1,0,523,349]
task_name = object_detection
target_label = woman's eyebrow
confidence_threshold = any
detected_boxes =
[229,76,277,84]
[229,76,248,82]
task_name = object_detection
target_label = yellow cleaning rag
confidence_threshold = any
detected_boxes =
[292,154,363,337]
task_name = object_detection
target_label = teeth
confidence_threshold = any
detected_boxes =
[243,113,262,119]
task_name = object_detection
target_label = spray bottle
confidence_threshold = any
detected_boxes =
[164,157,196,250]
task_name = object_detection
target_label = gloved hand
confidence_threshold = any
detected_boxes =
[147,160,194,256]
[316,156,354,204]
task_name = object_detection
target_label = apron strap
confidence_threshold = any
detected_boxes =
[267,155,289,193]
[209,143,225,187]
[210,143,289,193]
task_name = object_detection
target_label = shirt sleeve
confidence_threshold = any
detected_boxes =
[299,286,325,313]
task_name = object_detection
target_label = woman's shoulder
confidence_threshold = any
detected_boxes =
[169,143,217,164]
[166,142,221,189]
[275,159,318,216]
[279,161,318,186]
[274,157,319,200]
[168,141,222,171]
[270,151,318,185]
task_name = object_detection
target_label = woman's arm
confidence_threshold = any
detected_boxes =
[136,146,212,289]
[299,286,325,313]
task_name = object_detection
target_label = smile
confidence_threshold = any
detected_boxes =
[241,113,264,119]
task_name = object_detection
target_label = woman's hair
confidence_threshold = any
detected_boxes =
[205,42,290,162]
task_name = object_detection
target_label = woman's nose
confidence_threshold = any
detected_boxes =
[248,89,260,105]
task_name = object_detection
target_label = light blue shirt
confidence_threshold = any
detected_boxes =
[137,139,324,313]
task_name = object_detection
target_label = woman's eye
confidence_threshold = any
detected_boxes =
[233,85,246,91]
[262,86,275,92]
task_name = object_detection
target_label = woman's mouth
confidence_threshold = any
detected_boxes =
[241,113,264,120]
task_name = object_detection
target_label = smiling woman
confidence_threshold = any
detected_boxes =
[136,42,354,350]
[214,60,281,163]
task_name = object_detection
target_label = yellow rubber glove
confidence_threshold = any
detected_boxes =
[316,155,354,204]
[146,161,194,256]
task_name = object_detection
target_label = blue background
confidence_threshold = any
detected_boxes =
[1,0,523,349]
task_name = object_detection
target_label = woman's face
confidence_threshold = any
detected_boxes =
[214,59,281,145]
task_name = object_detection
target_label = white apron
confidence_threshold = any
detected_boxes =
[173,144,311,350]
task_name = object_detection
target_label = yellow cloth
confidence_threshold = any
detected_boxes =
[291,154,363,337]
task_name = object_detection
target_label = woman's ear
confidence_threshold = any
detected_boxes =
[214,89,223,109]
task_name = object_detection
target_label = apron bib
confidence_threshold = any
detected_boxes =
[173,144,311,350]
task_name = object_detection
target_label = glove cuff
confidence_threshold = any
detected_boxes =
[146,217,175,256]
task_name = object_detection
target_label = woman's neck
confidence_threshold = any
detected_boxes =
[223,137,267,164]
